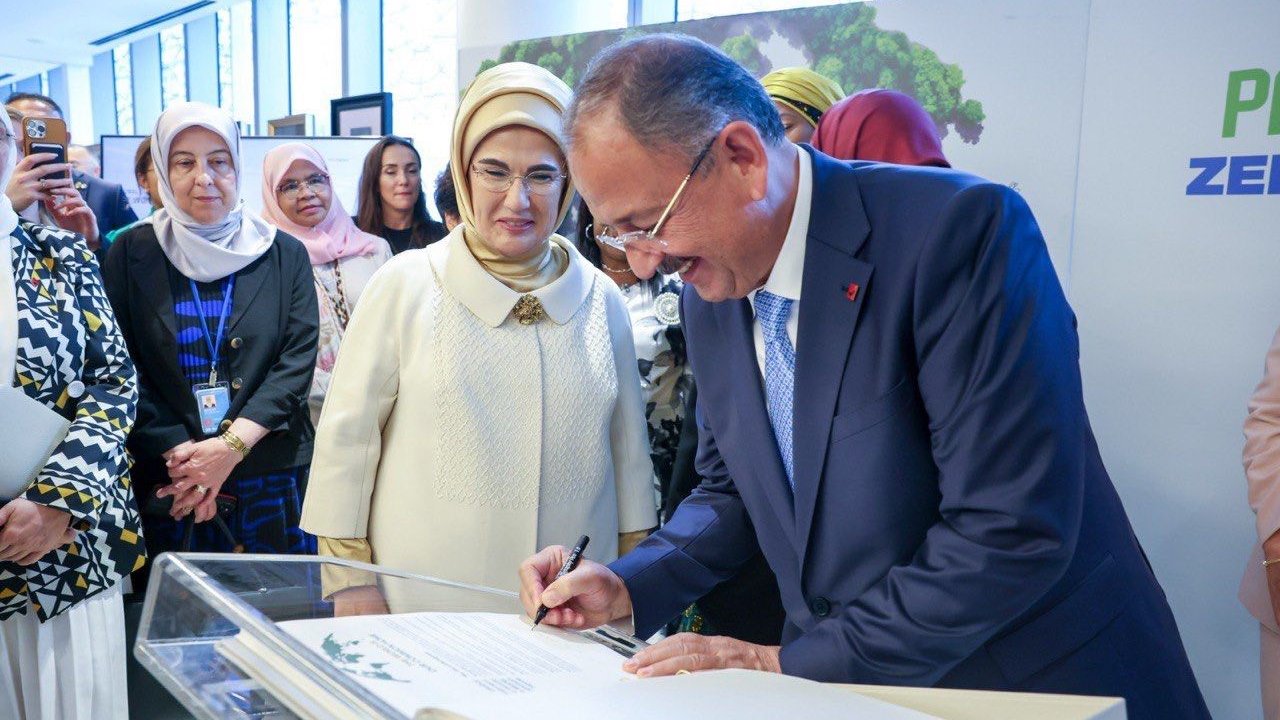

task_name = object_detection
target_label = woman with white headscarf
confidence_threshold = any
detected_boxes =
[103,102,318,569]
[259,142,392,426]
[0,100,142,719]
[301,62,657,613]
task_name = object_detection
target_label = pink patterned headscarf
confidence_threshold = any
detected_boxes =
[260,142,379,265]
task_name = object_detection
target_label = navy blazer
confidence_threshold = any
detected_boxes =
[611,149,1209,718]
[103,224,318,499]
[74,171,138,236]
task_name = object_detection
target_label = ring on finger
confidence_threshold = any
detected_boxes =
[38,178,46,189]
[194,484,208,495]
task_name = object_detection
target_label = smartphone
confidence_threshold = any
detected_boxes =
[20,116,70,181]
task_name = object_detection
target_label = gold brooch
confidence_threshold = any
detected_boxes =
[512,295,546,325]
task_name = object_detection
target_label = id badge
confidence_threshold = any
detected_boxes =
[193,382,231,436]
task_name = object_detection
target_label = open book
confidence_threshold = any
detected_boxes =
[218,612,936,720]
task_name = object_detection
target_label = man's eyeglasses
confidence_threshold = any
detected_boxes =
[0,126,13,145]
[585,132,717,273]
[471,166,566,196]
[277,173,330,199]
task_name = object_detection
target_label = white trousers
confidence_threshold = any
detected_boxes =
[0,584,127,720]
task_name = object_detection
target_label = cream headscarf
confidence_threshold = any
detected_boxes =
[260,142,379,265]
[761,67,846,128]
[450,62,575,291]
[144,101,276,283]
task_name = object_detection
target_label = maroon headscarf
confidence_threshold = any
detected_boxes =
[810,89,951,168]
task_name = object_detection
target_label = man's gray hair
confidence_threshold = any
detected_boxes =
[566,34,786,163]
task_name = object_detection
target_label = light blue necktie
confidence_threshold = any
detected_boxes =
[755,290,796,488]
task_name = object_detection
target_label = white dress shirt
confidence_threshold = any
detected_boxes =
[748,145,813,380]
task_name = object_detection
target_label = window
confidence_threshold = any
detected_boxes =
[289,0,342,135]
[113,45,134,134]
[217,9,233,107]
[160,25,188,108]
[217,2,255,131]
[677,0,849,21]
[382,0,456,218]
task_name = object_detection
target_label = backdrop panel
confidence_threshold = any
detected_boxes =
[1070,2,1280,718]
[459,0,1090,285]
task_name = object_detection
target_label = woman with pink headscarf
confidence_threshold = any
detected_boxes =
[261,143,392,425]
[810,88,951,168]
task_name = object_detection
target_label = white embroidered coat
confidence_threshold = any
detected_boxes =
[300,229,657,593]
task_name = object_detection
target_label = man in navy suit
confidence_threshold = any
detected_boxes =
[519,35,1209,718]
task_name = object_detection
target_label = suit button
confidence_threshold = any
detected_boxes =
[810,596,831,618]
[230,337,243,349]
[219,419,232,431]
[231,378,243,390]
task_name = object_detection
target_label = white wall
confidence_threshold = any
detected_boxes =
[1069,3,1279,718]
[457,0,628,73]
[457,0,627,49]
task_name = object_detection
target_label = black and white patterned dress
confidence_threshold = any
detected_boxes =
[619,274,693,495]
[1,221,145,622]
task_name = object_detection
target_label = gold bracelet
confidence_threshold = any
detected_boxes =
[1263,558,1280,569]
[220,430,251,458]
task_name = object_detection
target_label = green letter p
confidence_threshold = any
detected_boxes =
[1223,68,1272,138]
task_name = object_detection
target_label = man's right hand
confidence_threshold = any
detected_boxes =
[5,154,73,213]
[519,545,633,629]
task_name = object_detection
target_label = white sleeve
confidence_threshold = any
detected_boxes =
[605,290,660,534]
[300,261,407,538]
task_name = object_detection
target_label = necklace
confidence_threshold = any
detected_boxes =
[601,261,634,275]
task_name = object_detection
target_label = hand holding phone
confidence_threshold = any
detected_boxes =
[5,154,73,213]
[20,117,70,181]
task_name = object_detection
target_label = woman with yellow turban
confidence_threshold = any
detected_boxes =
[760,66,845,144]
[301,62,658,614]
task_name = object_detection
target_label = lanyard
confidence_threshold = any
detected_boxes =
[189,275,236,386]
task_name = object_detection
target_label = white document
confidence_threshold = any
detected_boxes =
[225,611,937,720]
[276,612,629,717]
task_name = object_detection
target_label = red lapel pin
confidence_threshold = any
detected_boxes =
[845,282,860,302]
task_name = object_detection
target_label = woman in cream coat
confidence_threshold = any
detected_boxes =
[301,62,657,610]
[1244,324,1280,719]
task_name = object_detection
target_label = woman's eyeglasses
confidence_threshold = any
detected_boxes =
[277,173,330,199]
[470,166,565,196]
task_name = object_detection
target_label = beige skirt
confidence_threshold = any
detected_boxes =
[0,583,127,720]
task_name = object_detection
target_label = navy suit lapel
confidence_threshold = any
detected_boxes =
[714,297,798,539]
[792,148,873,560]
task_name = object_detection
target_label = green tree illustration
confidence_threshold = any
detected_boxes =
[720,33,766,76]
[474,4,984,143]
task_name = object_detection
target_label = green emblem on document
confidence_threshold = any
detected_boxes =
[321,633,408,683]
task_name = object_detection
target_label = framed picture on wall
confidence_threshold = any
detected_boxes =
[268,114,314,137]
[331,92,393,137]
